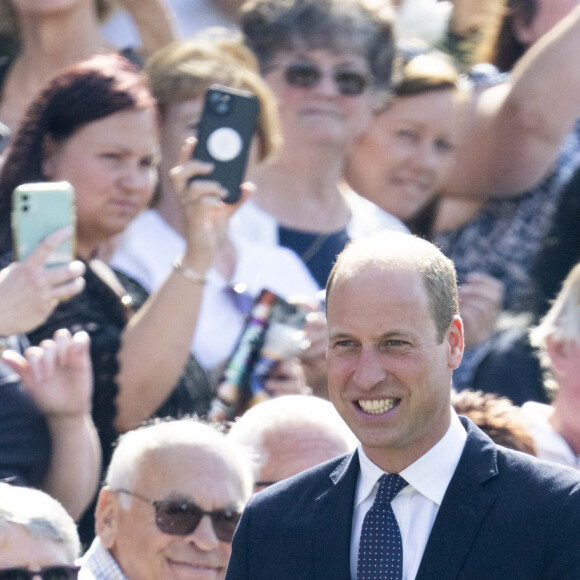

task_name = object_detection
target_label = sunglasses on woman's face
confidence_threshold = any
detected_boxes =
[115,489,242,542]
[281,63,371,96]
[0,566,79,580]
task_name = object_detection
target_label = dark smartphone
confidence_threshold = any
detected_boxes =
[191,85,259,204]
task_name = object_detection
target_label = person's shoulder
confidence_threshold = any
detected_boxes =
[496,443,580,491]
[249,453,353,509]
[461,415,580,496]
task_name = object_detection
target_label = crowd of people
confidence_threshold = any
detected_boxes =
[0,0,579,578]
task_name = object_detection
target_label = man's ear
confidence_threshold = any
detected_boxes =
[447,315,464,371]
[95,487,121,549]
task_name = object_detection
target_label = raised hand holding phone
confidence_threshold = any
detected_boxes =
[190,85,259,204]
[12,181,76,266]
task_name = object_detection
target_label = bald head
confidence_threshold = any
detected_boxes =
[326,231,459,342]
[228,395,356,490]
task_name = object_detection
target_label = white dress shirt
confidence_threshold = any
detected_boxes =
[350,410,467,580]
[521,401,580,469]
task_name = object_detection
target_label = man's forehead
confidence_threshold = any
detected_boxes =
[328,257,422,304]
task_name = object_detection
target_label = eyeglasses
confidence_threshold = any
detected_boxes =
[115,489,242,542]
[281,63,371,96]
[0,567,79,580]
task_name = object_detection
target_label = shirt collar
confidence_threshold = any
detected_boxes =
[77,536,129,580]
[355,409,467,507]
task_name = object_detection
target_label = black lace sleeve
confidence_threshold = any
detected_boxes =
[27,264,213,467]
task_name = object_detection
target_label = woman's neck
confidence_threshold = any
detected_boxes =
[249,146,351,232]
[18,3,108,64]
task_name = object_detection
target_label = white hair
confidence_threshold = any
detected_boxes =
[0,483,80,562]
[105,418,254,506]
[529,262,580,394]
[227,395,357,477]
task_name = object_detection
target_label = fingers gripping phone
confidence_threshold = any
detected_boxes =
[12,181,76,267]
[192,85,259,204]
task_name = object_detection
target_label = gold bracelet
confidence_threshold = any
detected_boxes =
[173,258,208,285]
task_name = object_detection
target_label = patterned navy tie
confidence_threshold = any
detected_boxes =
[357,473,407,580]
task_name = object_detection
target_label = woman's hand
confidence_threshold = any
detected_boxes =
[169,138,253,273]
[263,357,311,397]
[1,329,92,417]
[459,272,505,348]
[0,228,85,336]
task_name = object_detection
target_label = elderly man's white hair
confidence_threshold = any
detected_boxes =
[228,395,357,477]
[530,262,580,395]
[0,482,80,562]
[105,418,254,503]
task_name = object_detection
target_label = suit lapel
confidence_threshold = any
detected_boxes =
[416,417,499,580]
[312,451,360,580]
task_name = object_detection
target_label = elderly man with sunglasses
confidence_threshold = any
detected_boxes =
[78,419,253,580]
[0,482,81,580]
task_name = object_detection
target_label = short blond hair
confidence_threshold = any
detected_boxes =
[146,35,281,162]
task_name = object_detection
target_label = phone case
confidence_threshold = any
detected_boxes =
[12,181,76,267]
[192,85,260,203]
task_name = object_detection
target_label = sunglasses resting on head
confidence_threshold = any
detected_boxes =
[115,489,243,542]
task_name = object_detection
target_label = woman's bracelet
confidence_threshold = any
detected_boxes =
[173,257,208,285]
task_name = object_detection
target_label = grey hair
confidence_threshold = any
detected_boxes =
[105,418,254,505]
[241,0,397,90]
[529,262,580,395]
[227,395,357,477]
[0,483,80,562]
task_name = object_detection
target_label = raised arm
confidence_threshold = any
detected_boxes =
[120,0,177,56]
[2,330,101,521]
[113,139,251,432]
[442,4,580,199]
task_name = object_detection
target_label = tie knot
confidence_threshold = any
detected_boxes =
[375,473,406,505]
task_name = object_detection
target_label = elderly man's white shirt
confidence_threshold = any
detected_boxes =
[77,537,128,580]
[350,410,467,580]
[521,401,580,469]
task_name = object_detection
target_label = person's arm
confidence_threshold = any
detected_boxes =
[442,4,580,199]
[120,0,177,55]
[2,330,101,521]
[113,140,251,432]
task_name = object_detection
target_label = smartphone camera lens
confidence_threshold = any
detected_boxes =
[22,205,29,212]
[210,92,231,116]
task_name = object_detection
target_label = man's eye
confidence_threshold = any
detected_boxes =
[384,340,408,348]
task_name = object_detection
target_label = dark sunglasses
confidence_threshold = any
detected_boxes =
[115,489,242,542]
[0,566,79,580]
[283,63,370,96]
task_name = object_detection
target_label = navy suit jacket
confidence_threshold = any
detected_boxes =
[226,417,580,579]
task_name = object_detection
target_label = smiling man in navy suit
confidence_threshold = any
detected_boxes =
[225,230,580,580]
